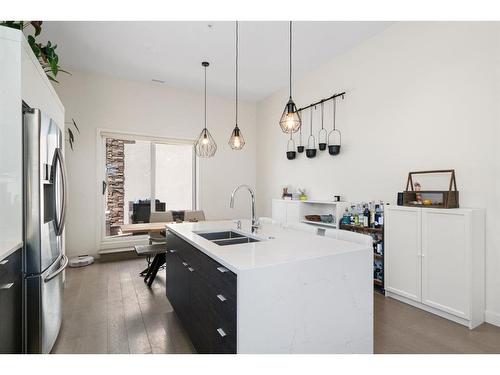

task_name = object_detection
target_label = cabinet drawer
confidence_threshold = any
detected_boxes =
[167,231,237,297]
[0,248,22,280]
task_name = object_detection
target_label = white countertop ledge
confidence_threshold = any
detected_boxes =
[166,220,369,274]
[0,240,23,261]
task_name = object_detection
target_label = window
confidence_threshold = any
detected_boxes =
[100,131,196,241]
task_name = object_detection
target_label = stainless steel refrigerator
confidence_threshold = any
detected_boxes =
[23,106,68,354]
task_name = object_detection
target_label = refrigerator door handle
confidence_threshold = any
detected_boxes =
[44,254,69,283]
[54,147,68,236]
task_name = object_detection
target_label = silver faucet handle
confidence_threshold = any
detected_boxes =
[234,219,242,229]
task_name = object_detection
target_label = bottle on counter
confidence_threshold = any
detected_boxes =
[353,205,359,226]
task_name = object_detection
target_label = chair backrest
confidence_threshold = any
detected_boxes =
[149,211,174,223]
[284,222,319,235]
[184,210,206,221]
[328,229,372,246]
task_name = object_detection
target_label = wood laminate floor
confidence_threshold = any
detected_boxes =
[52,258,500,354]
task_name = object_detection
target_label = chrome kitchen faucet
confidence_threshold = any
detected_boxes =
[229,184,259,233]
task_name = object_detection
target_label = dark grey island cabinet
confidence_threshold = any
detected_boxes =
[165,231,237,354]
[0,246,23,354]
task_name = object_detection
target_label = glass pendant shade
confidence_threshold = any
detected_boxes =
[195,61,217,158]
[279,98,301,133]
[228,125,245,150]
[195,128,217,158]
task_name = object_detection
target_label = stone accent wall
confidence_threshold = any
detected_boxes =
[105,138,127,235]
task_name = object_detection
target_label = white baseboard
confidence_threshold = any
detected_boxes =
[485,310,500,327]
[386,291,476,329]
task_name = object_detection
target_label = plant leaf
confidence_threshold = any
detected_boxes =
[47,74,59,83]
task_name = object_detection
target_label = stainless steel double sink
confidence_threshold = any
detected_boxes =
[195,230,261,246]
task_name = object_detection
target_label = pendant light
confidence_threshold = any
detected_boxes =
[286,133,296,160]
[279,21,302,133]
[228,21,245,150]
[318,101,327,150]
[297,114,304,153]
[195,61,217,158]
[306,106,317,158]
[328,97,342,155]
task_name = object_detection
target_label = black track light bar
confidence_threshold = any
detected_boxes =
[296,92,346,114]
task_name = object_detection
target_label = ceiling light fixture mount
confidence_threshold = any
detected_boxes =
[195,61,217,158]
[279,21,301,134]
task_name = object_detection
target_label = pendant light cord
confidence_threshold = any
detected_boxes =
[289,21,292,99]
[204,64,207,130]
[235,20,239,127]
[321,102,324,129]
[333,97,336,130]
[310,106,314,135]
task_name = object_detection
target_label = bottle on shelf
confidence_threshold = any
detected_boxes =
[369,201,375,228]
[374,204,381,227]
[342,208,350,225]
[363,204,370,227]
[353,205,359,226]
[378,202,385,226]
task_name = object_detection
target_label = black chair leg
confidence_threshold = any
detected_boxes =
[144,255,159,283]
[147,253,165,287]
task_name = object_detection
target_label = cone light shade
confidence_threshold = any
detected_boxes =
[279,21,301,133]
[195,61,217,158]
[228,21,245,150]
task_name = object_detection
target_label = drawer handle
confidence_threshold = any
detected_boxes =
[216,328,227,338]
[217,294,227,302]
[169,249,177,253]
[188,267,194,272]
[0,259,8,265]
[0,283,14,290]
[182,262,188,267]
[217,266,229,273]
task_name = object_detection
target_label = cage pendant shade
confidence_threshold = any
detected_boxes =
[195,128,217,158]
[280,98,301,133]
[229,125,245,150]
[195,61,217,158]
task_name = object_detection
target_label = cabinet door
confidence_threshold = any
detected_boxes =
[272,200,286,225]
[421,211,470,319]
[385,207,422,302]
[285,202,301,225]
[166,250,184,314]
[0,248,23,354]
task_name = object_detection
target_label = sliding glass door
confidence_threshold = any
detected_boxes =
[99,131,196,248]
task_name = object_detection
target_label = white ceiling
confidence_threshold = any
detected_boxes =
[41,21,393,102]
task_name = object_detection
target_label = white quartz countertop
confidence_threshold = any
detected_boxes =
[165,220,369,274]
[0,240,23,261]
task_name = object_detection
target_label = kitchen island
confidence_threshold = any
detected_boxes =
[165,220,373,354]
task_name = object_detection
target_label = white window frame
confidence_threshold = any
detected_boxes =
[95,128,199,252]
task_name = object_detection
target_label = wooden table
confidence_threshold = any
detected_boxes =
[120,222,172,234]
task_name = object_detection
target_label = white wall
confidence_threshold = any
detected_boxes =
[54,70,256,258]
[256,23,500,323]
[0,28,22,256]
